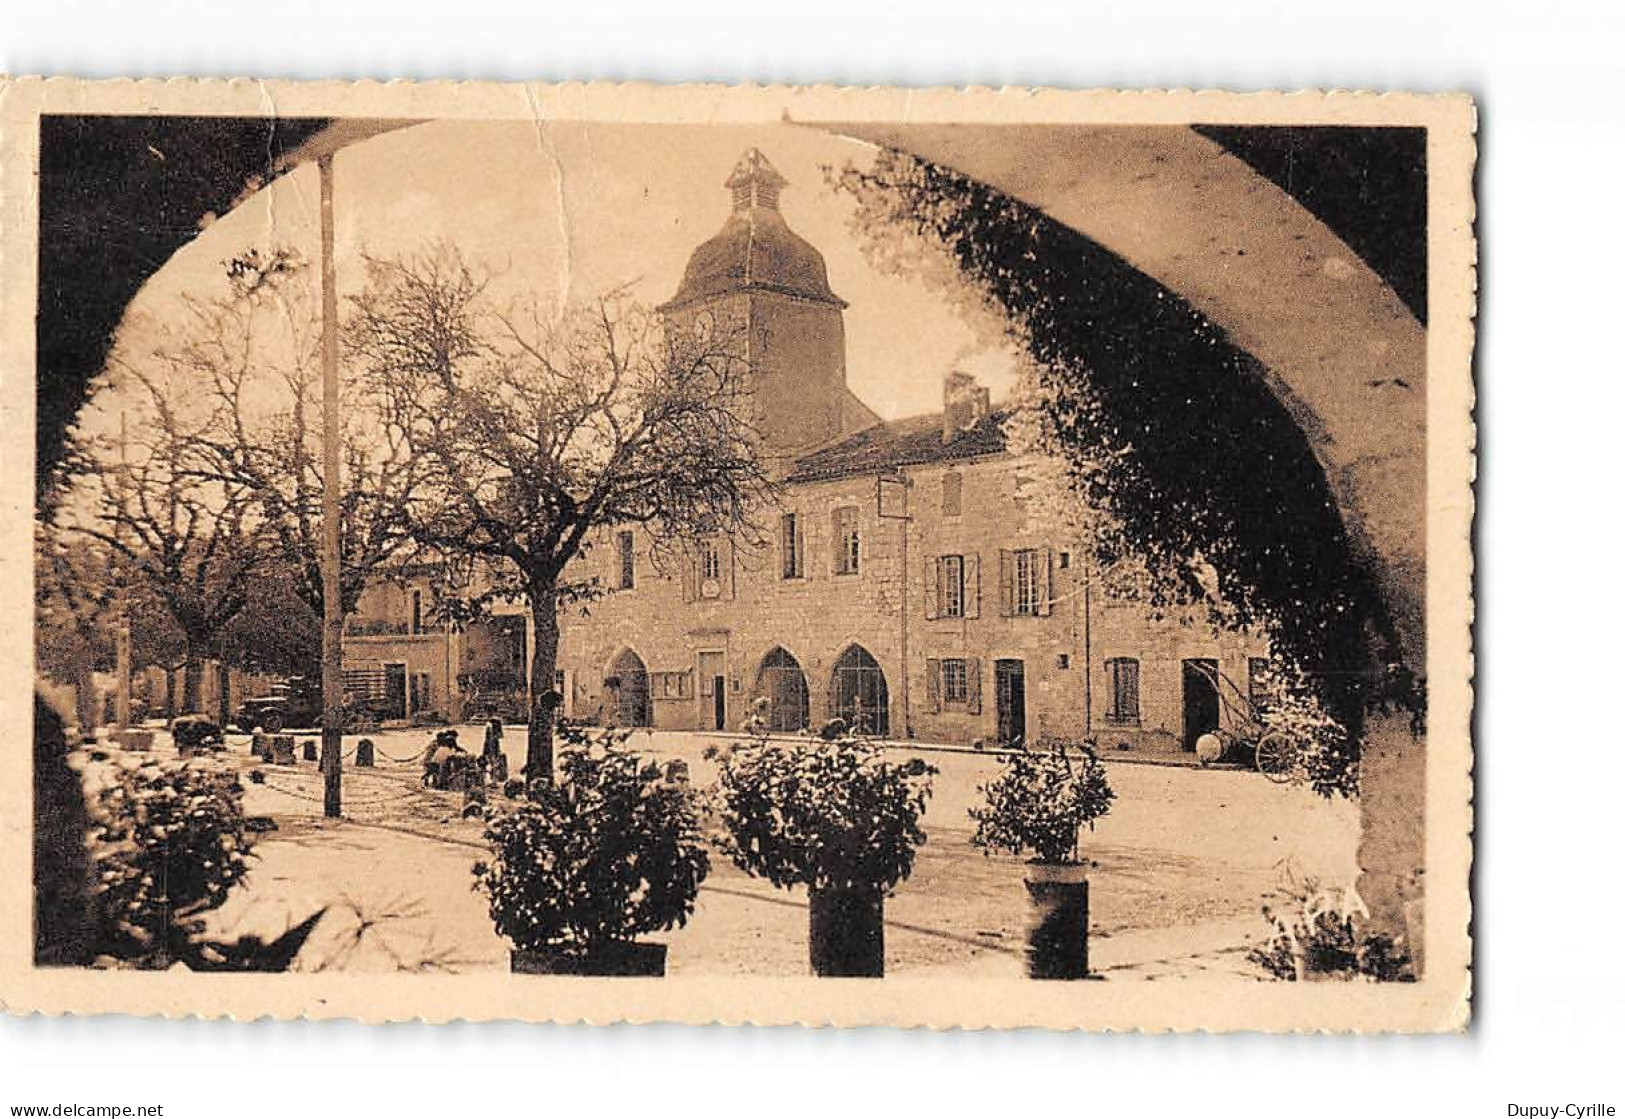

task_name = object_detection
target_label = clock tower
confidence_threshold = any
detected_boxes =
[660,150,864,465]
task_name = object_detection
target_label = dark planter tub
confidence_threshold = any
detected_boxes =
[1023,863,1092,980]
[510,941,668,977]
[808,886,885,978]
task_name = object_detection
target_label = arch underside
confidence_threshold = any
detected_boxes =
[754,647,810,732]
[828,645,889,737]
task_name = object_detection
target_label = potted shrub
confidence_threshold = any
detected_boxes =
[473,727,708,977]
[710,713,937,978]
[969,740,1115,980]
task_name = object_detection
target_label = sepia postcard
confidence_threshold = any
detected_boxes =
[0,79,1475,1031]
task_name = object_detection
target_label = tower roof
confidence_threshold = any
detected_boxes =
[662,149,846,311]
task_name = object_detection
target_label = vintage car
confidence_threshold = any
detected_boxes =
[238,677,389,733]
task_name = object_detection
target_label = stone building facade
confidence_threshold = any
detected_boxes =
[344,149,1266,754]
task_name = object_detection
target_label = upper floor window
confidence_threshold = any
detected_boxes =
[1106,657,1141,725]
[941,471,963,518]
[700,538,723,582]
[833,506,860,575]
[1013,548,1042,616]
[939,555,965,617]
[410,589,423,635]
[617,530,636,590]
[781,513,802,579]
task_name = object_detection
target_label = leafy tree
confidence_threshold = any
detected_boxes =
[348,247,773,783]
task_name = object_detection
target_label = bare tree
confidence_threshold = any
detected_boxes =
[348,247,773,783]
[187,248,425,623]
[54,364,276,715]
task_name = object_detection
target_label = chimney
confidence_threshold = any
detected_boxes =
[942,370,991,443]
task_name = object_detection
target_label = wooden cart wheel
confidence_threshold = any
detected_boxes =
[1253,729,1297,783]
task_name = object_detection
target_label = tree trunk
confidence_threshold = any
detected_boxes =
[165,666,179,718]
[73,660,99,739]
[217,661,231,727]
[525,581,561,787]
[181,643,207,714]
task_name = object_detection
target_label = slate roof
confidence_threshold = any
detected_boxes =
[661,150,845,311]
[788,410,1010,482]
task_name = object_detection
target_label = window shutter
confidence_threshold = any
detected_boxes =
[726,538,737,599]
[999,550,1014,617]
[1038,548,1054,616]
[965,553,981,618]
[924,556,939,620]
[681,554,696,603]
[925,658,942,713]
[966,657,982,715]
[831,508,842,574]
[797,516,808,579]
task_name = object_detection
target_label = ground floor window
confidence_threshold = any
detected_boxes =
[653,670,693,700]
[925,656,980,713]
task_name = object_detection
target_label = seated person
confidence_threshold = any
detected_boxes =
[421,729,469,788]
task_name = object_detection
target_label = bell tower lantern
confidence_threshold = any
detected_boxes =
[660,149,852,461]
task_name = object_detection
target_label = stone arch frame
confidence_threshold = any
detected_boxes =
[800,118,1465,968]
[603,646,651,729]
[827,642,891,738]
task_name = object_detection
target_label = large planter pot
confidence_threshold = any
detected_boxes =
[1023,862,1091,980]
[510,941,668,977]
[807,885,885,978]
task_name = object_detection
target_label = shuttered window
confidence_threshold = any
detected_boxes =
[925,656,981,713]
[1106,657,1141,725]
[941,555,964,617]
[1014,549,1041,615]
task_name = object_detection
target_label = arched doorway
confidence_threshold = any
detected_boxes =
[606,649,650,728]
[754,647,810,733]
[829,645,889,737]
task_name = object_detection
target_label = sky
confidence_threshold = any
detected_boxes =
[121,120,1020,423]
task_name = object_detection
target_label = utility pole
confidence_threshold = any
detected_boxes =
[318,153,343,819]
